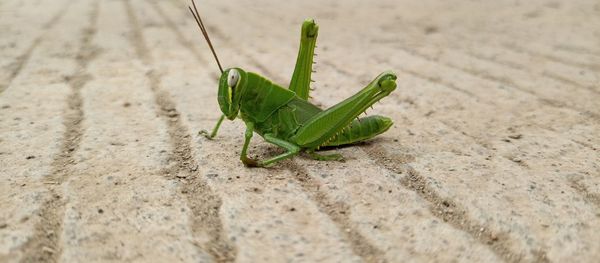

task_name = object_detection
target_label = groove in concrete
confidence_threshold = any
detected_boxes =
[363,144,550,263]
[570,139,597,151]
[0,1,73,93]
[569,178,600,211]
[123,0,236,261]
[463,47,600,96]
[123,0,151,63]
[20,2,99,262]
[380,23,600,116]
[501,42,600,71]
[397,46,600,120]
[286,163,387,263]
[554,44,600,57]
[542,71,600,95]
[432,20,595,67]
[464,51,526,71]
[398,67,480,100]
[321,60,353,77]
[451,50,600,103]
[149,0,207,64]
[384,48,600,152]
[147,70,236,263]
[437,119,493,150]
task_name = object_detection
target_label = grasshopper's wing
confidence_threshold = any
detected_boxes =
[288,19,318,100]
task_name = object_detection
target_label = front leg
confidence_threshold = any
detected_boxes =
[240,122,259,167]
[199,114,225,139]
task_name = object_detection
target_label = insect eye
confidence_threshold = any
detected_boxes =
[228,69,240,87]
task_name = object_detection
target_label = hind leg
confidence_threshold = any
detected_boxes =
[290,71,397,150]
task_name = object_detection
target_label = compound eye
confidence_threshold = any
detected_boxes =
[228,69,240,87]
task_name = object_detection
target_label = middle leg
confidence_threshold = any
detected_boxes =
[259,134,301,167]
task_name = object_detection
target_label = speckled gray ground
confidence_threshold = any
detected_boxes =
[1,0,599,262]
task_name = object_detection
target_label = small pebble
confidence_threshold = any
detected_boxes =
[42,246,55,254]
[508,134,522,139]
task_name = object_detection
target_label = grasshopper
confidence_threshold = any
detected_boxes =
[189,1,397,167]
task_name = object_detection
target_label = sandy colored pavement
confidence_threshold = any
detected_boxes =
[1,0,599,262]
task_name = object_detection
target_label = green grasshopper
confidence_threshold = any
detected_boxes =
[189,1,397,167]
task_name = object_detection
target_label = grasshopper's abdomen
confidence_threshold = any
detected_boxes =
[322,115,393,147]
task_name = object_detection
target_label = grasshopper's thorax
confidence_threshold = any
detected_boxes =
[238,73,296,124]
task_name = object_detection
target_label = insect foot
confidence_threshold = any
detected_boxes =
[241,156,261,167]
[301,18,319,38]
[377,71,397,93]
[198,129,214,140]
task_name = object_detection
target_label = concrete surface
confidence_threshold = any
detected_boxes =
[1,0,599,262]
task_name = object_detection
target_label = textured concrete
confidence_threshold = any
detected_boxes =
[0,0,598,262]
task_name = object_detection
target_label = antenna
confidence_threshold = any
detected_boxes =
[188,0,224,74]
